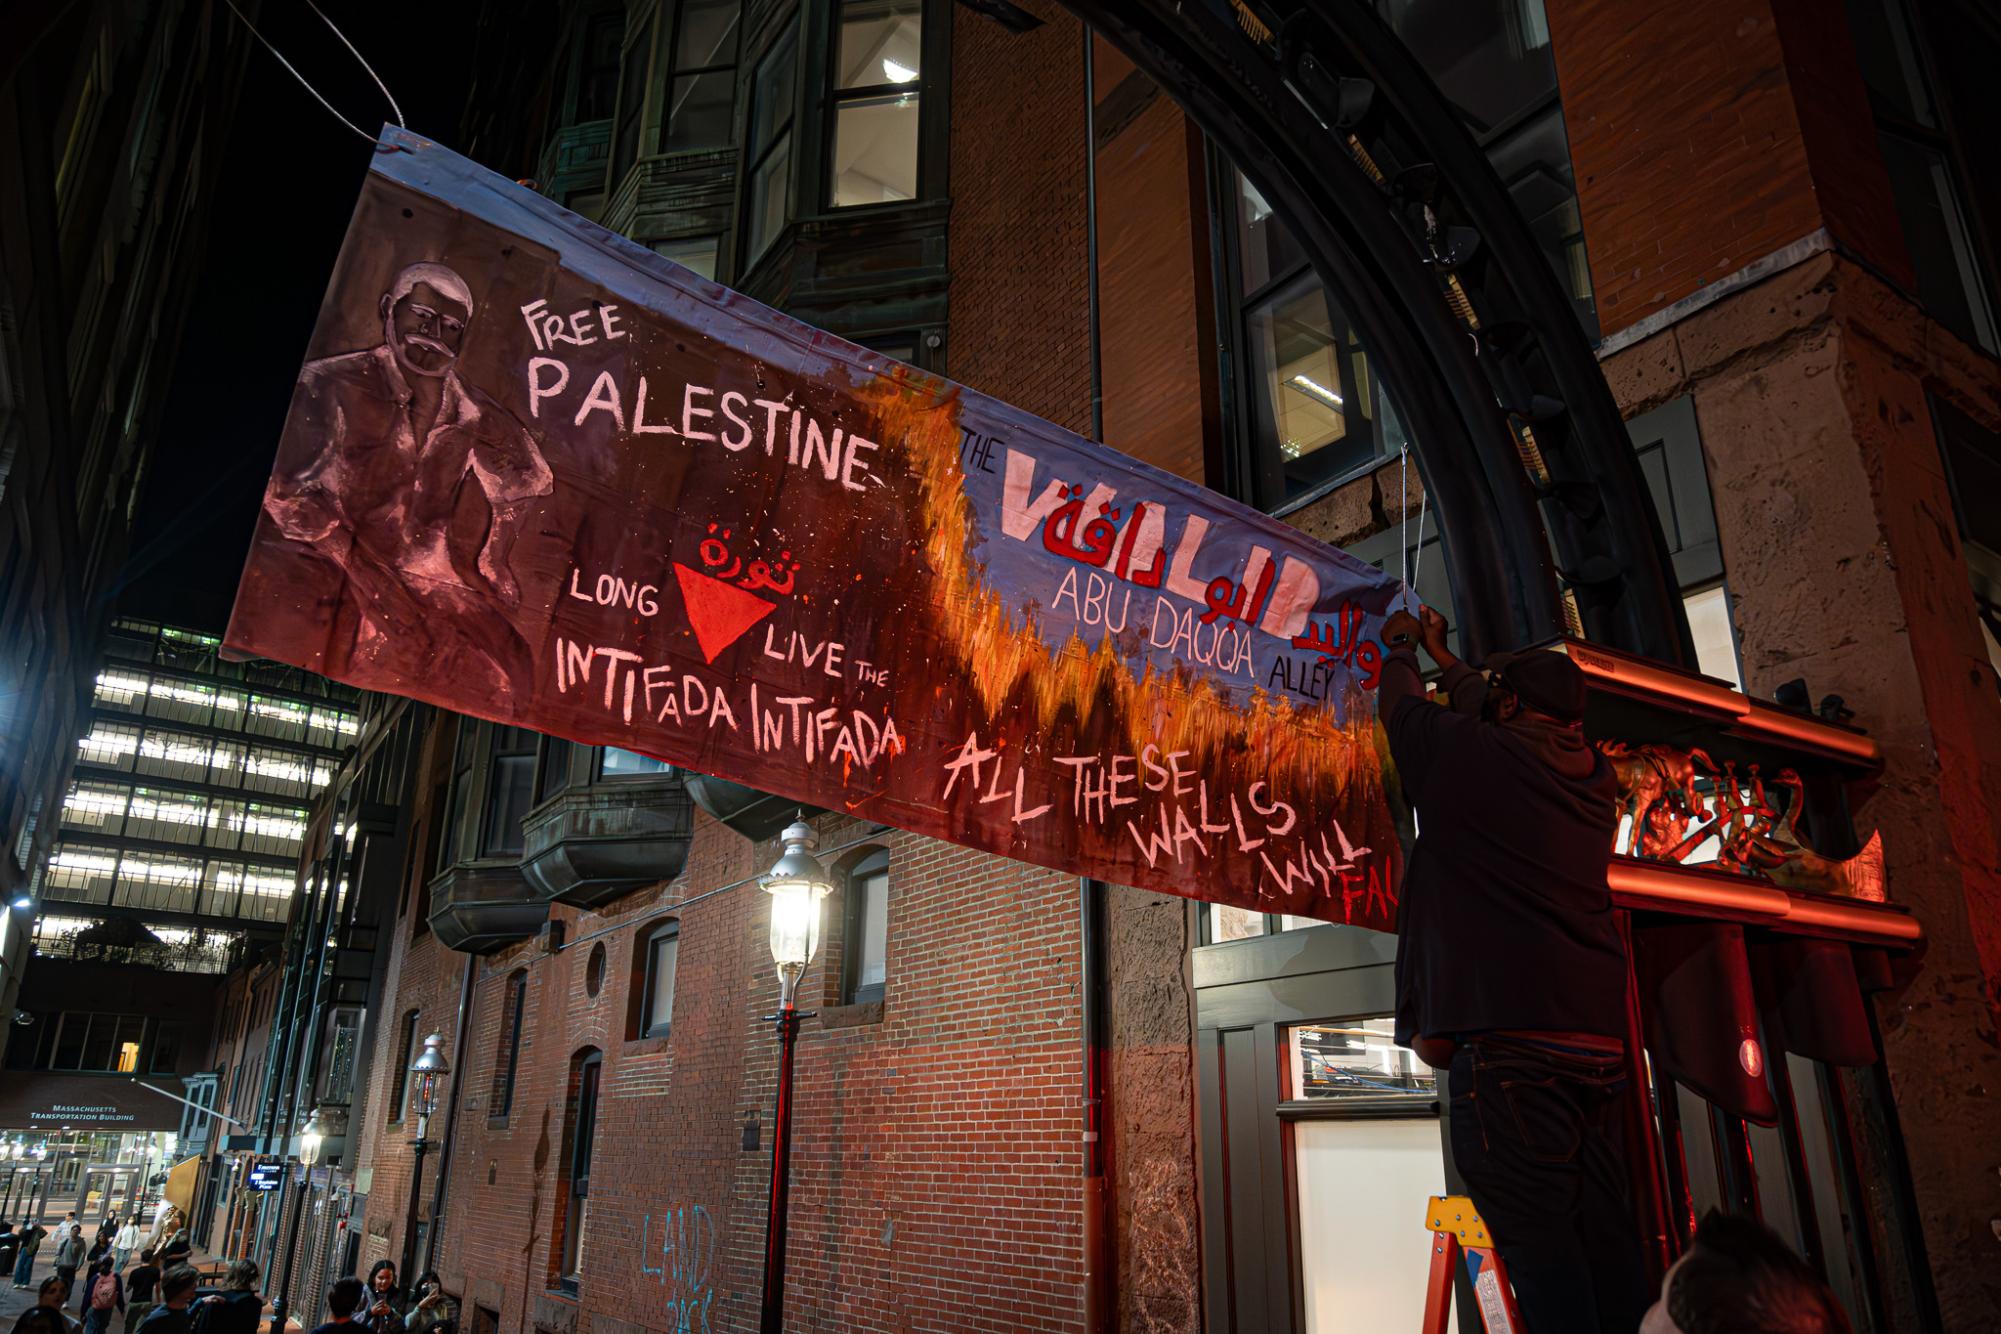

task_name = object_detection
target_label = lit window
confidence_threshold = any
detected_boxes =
[828,0,922,207]
[1288,1017,1436,1102]
[1683,585,1742,689]
[600,747,672,778]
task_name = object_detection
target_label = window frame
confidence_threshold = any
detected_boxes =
[741,19,801,265]
[657,0,742,155]
[490,971,529,1124]
[636,920,680,1039]
[841,848,889,1006]
[557,1047,605,1291]
[389,1009,420,1124]
[607,5,661,187]
[823,0,927,210]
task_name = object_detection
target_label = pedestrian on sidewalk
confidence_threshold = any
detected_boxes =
[10,1220,45,1287]
[77,1242,108,1315]
[152,1234,186,1274]
[11,1305,74,1334]
[120,1252,160,1334]
[306,1278,365,1334]
[351,1263,401,1333]
[187,1261,259,1334]
[90,1222,114,1258]
[130,1266,198,1334]
[110,1222,137,1276]
[402,1274,454,1334]
[80,1258,122,1334]
[15,1275,78,1333]
[52,1227,85,1305]
[1379,606,1648,1334]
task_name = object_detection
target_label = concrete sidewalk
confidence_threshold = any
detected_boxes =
[0,1248,305,1331]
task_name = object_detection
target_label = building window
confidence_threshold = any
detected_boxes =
[481,727,539,858]
[1844,0,1998,351]
[150,1021,183,1074]
[440,724,479,872]
[659,0,740,152]
[599,747,673,779]
[637,921,679,1038]
[319,1006,362,1106]
[842,849,889,1004]
[609,10,659,184]
[491,971,529,1120]
[1623,397,1743,686]
[653,235,721,279]
[827,0,923,207]
[390,1010,420,1123]
[575,9,626,120]
[535,737,576,804]
[1200,905,1326,944]
[743,22,799,261]
[1225,174,1410,511]
[558,1049,604,1288]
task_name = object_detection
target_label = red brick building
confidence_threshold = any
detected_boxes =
[218,2,2001,1332]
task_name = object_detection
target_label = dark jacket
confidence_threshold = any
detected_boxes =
[189,1290,260,1334]
[133,1305,194,1333]
[1382,651,1628,1048]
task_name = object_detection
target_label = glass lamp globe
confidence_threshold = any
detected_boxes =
[760,820,832,973]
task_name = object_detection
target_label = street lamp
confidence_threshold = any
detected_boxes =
[399,1033,450,1287]
[271,1108,325,1334]
[757,820,832,1334]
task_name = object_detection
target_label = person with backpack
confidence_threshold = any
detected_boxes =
[80,1256,123,1334]
[188,1260,260,1334]
[10,1219,46,1287]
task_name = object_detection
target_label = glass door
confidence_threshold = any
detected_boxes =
[1284,1017,1452,1333]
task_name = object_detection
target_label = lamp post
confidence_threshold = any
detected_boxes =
[271,1109,324,1334]
[757,820,832,1334]
[399,1033,449,1289]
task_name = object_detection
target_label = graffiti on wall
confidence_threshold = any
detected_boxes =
[225,129,1412,929]
[640,1204,715,1334]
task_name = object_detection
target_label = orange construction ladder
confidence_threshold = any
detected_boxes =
[1421,1195,1525,1333]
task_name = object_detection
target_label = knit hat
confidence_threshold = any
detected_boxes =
[1484,649,1590,723]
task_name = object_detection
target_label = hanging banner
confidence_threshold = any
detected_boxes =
[225,129,1407,926]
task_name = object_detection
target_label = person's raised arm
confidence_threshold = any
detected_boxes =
[1419,606,1489,715]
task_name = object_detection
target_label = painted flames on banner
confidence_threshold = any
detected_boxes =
[225,130,1407,927]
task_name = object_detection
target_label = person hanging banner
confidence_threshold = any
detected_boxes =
[224,128,1410,927]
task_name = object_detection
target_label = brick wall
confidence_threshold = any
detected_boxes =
[1546,0,1908,334]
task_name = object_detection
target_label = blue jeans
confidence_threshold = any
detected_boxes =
[11,1246,32,1284]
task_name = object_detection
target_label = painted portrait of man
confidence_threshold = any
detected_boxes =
[251,260,554,697]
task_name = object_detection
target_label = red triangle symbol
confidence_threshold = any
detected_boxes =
[673,563,778,664]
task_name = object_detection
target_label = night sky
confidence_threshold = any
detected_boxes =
[116,1,478,632]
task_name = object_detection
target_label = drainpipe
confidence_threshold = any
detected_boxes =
[421,951,478,1276]
[1080,21,1115,1333]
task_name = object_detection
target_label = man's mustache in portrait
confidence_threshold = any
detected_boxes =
[401,332,456,359]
